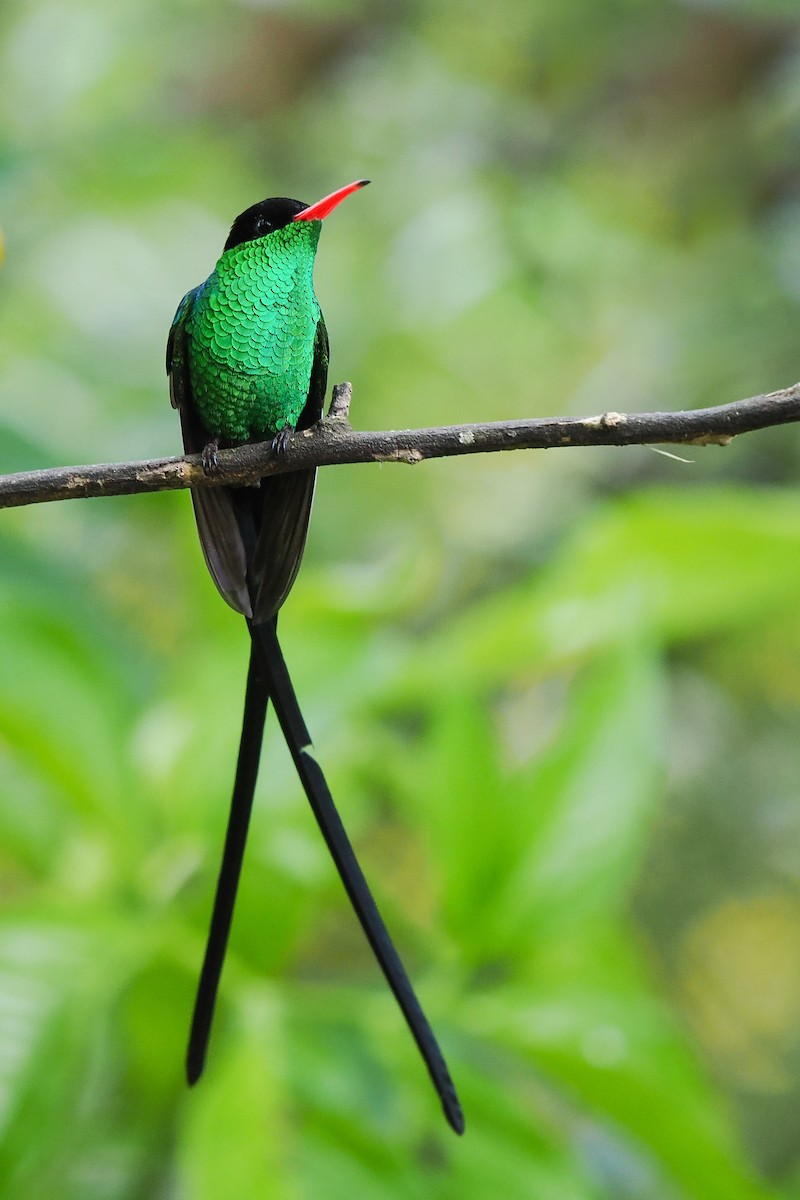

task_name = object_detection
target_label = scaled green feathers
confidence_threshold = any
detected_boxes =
[186,219,323,443]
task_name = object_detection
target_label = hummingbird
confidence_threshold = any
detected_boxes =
[166,180,464,1134]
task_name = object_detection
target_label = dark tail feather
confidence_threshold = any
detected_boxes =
[187,647,269,1085]
[248,618,464,1135]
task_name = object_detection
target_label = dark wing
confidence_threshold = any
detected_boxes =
[250,315,329,624]
[167,287,252,617]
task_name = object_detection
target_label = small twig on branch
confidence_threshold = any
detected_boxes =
[1,381,799,511]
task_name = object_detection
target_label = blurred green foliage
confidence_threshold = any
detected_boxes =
[3,0,800,1196]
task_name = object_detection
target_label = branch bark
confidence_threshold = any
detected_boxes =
[2,380,799,510]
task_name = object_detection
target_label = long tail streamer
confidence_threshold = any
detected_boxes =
[249,618,464,1135]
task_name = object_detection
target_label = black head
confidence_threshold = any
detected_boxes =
[223,181,370,253]
[224,197,308,252]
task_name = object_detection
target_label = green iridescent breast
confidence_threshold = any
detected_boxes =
[187,220,322,443]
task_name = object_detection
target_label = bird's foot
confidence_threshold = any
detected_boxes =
[271,426,292,455]
[201,438,220,474]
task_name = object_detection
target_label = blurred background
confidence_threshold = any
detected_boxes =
[3,0,800,1196]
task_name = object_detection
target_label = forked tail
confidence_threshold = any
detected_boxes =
[248,617,464,1134]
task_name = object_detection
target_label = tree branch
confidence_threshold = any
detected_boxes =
[2,380,799,510]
